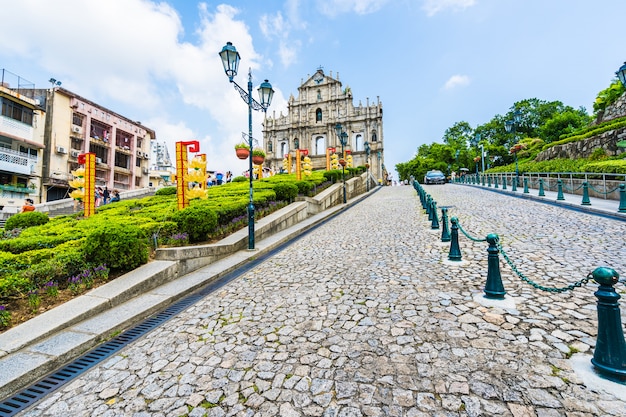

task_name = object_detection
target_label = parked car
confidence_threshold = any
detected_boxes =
[424,170,446,184]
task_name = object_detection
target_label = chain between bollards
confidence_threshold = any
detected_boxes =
[498,241,592,293]
[456,220,487,242]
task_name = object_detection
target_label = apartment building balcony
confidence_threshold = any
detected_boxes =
[0,147,36,176]
[0,114,35,144]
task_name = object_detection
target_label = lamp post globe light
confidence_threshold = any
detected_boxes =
[617,62,626,88]
[219,41,274,250]
[335,123,348,204]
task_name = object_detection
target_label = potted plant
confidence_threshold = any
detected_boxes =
[252,148,266,165]
[235,143,250,160]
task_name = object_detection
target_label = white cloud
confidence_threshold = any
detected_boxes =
[422,0,476,17]
[443,74,471,90]
[318,0,389,17]
[0,1,281,173]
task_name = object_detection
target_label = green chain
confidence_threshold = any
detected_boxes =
[562,182,584,192]
[497,240,592,293]
[588,183,621,195]
[457,221,487,242]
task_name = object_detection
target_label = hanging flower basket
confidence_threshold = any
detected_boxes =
[339,158,347,167]
[252,148,265,165]
[236,147,250,160]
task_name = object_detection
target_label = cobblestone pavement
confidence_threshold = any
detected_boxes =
[21,185,626,417]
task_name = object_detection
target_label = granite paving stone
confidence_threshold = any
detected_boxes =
[18,185,626,416]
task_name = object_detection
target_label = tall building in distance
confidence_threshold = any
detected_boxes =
[0,69,45,207]
[149,140,175,188]
[262,68,385,181]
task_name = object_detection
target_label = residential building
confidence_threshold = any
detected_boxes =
[262,68,385,181]
[0,69,45,207]
[33,85,156,201]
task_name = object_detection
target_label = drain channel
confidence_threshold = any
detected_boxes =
[0,189,378,416]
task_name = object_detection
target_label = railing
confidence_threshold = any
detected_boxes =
[465,172,626,200]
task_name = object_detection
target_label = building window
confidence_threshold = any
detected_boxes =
[280,142,288,157]
[90,120,111,142]
[267,141,273,152]
[1,98,34,126]
[371,131,377,142]
[89,143,108,163]
[355,134,363,151]
[115,152,131,169]
[72,113,84,127]
[315,136,325,155]
[316,108,322,122]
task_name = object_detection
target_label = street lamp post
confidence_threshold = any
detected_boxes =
[505,110,522,183]
[364,141,371,191]
[219,41,274,250]
[335,123,348,203]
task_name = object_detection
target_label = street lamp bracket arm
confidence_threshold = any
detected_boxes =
[231,81,267,112]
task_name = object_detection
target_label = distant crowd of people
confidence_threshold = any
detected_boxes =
[95,186,120,206]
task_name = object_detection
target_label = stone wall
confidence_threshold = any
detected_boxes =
[535,92,626,161]
[599,90,626,123]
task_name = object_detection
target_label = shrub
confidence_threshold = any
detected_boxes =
[272,183,299,202]
[232,176,247,182]
[171,205,218,243]
[83,223,148,270]
[155,186,177,196]
[5,211,49,231]
[294,181,314,196]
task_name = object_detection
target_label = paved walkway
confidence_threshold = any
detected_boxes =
[16,185,626,416]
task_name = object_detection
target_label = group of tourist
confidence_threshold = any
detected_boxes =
[95,186,120,206]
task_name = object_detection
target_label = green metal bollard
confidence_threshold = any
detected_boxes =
[494,176,499,189]
[581,182,591,205]
[427,196,434,220]
[441,207,451,242]
[538,178,545,197]
[484,234,506,299]
[590,267,626,381]
[557,180,565,201]
[431,201,439,229]
[523,177,529,194]
[502,176,507,190]
[487,175,492,187]
[618,184,626,213]
[511,176,517,192]
[448,217,462,261]
[481,175,485,186]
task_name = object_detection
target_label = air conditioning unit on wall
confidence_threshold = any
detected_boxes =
[70,150,80,158]
[56,146,67,154]
[72,126,82,134]
[95,157,102,164]
[142,168,149,174]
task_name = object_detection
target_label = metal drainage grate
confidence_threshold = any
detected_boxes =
[0,189,379,416]
[0,292,205,417]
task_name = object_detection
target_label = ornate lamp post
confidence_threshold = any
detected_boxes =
[364,141,371,191]
[335,123,348,203]
[505,110,522,183]
[219,41,274,250]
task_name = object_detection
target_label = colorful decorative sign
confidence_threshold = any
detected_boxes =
[175,140,200,210]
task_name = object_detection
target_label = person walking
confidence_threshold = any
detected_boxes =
[102,187,110,205]
[20,198,35,212]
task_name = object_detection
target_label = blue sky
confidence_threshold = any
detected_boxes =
[1,0,625,179]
